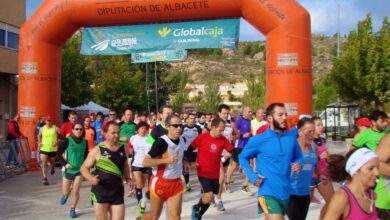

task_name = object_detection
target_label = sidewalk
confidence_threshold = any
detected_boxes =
[0,168,328,220]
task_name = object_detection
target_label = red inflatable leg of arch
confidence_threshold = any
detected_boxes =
[18,0,311,147]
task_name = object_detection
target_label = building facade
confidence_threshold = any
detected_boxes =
[0,0,25,138]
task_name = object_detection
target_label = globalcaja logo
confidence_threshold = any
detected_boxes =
[158,27,172,37]
[173,27,224,38]
[91,40,110,51]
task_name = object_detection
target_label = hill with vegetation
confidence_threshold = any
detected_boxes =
[168,34,340,84]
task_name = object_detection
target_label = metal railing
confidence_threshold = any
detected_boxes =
[0,138,31,181]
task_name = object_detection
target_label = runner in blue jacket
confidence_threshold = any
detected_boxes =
[239,103,303,220]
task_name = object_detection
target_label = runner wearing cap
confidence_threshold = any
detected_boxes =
[38,116,60,185]
[352,110,389,151]
[353,117,372,139]
[324,148,379,220]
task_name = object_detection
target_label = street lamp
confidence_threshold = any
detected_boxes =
[335,0,342,57]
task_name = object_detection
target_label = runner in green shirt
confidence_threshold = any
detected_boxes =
[57,123,88,218]
[119,109,136,146]
[353,110,389,218]
[352,110,389,151]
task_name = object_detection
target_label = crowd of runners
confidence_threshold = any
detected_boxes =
[5,103,390,220]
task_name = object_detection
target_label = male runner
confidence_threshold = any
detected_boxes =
[226,106,253,195]
[57,123,88,218]
[60,111,78,137]
[189,117,233,219]
[80,121,131,220]
[119,109,136,146]
[142,115,190,220]
[38,116,60,185]
[215,104,239,211]
[181,113,202,191]
[239,103,303,220]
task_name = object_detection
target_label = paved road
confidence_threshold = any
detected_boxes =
[0,141,348,220]
[0,168,331,220]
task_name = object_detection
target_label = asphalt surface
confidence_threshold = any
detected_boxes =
[0,141,348,220]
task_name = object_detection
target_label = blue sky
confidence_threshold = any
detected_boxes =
[26,0,389,41]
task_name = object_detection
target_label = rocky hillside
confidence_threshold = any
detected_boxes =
[168,34,340,84]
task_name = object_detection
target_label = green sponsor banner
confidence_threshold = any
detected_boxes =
[81,18,239,55]
[131,49,187,63]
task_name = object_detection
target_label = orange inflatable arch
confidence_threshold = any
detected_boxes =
[19,0,312,146]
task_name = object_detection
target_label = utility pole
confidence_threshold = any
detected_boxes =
[335,0,342,57]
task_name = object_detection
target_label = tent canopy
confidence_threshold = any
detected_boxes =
[61,101,109,115]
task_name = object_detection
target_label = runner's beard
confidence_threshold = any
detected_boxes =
[273,118,286,131]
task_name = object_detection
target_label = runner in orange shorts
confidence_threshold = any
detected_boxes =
[142,114,190,220]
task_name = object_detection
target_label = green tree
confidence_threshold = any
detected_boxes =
[330,14,390,110]
[242,70,266,110]
[313,74,337,111]
[198,79,221,113]
[92,55,146,111]
[170,71,189,112]
[61,35,95,107]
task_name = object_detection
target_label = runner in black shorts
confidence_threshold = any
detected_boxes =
[80,122,131,220]
[188,118,233,219]
[128,121,150,218]
[40,150,57,158]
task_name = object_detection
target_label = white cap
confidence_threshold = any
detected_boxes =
[345,148,378,176]
[298,114,312,120]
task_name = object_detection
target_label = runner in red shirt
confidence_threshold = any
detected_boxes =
[187,117,233,219]
[60,111,78,137]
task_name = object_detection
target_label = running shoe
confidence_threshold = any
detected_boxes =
[69,209,77,218]
[60,195,69,205]
[50,166,55,175]
[136,202,145,217]
[216,200,226,211]
[211,196,216,207]
[191,205,201,220]
[42,177,49,185]
[186,183,192,192]
[241,185,253,196]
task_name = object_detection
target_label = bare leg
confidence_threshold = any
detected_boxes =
[226,161,238,185]
[167,193,182,220]
[110,204,125,220]
[62,178,72,197]
[40,154,48,178]
[142,193,164,220]
[70,176,83,209]
[94,203,110,220]
[217,164,227,200]
[264,214,285,220]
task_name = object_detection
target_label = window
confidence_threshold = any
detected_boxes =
[0,22,19,50]
[7,32,18,49]
[0,29,5,46]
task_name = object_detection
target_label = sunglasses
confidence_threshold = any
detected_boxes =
[170,124,182,128]
[74,128,83,131]
[109,114,116,116]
